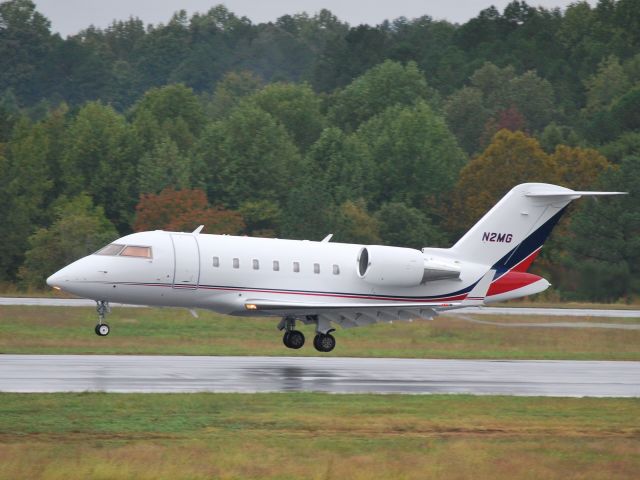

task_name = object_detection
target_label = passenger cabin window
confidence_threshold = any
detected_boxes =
[96,244,125,256]
[212,256,220,267]
[293,261,300,273]
[233,258,239,269]
[273,260,280,271]
[314,263,320,274]
[333,264,340,275]
[253,259,259,270]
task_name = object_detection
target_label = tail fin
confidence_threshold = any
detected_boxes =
[449,183,626,272]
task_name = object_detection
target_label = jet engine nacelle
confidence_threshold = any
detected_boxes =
[357,245,425,287]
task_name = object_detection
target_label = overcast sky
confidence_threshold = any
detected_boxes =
[34,0,589,37]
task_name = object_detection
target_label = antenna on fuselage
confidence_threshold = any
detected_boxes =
[192,225,204,235]
[321,234,333,242]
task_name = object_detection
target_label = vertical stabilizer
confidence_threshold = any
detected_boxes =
[449,183,625,271]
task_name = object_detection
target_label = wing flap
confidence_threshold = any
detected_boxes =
[244,299,459,312]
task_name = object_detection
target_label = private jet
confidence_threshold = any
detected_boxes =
[47,183,624,352]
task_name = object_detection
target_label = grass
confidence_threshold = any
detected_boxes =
[0,393,638,479]
[492,300,640,309]
[0,306,639,359]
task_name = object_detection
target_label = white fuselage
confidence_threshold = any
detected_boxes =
[48,230,500,315]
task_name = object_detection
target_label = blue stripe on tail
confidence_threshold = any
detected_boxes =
[491,206,567,276]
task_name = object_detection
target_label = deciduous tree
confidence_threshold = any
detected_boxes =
[60,101,137,231]
[447,130,558,235]
[375,202,447,249]
[328,60,433,132]
[333,199,381,245]
[133,187,244,235]
[19,194,117,288]
[197,103,301,206]
[137,136,193,194]
[247,82,324,151]
[306,127,372,204]
[563,155,640,300]
[355,101,466,209]
[0,117,52,280]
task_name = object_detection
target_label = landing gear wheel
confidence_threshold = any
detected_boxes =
[95,323,110,336]
[95,300,111,337]
[313,333,336,353]
[283,330,305,349]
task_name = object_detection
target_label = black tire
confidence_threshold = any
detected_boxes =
[96,323,110,337]
[314,333,336,352]
[286,330,305,349]
[282,331,291,347]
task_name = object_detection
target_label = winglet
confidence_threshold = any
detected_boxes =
[461,269,495,306]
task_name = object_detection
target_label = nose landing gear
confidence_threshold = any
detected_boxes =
[95,300,110,336]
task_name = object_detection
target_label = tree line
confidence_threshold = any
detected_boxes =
[0,0,638,301]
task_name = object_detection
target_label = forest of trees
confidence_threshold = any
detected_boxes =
[0,0,638,301]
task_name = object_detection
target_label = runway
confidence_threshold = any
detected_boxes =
[1,355,638,397]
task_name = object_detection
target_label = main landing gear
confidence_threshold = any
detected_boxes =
[313,332,336,353]
[278,316,336,352]
[283,330,305,349]
[95,300,110,336]
[280,316,305,349]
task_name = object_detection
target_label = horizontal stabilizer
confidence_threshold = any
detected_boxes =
[461,269,495,306]
[525,187,627,198]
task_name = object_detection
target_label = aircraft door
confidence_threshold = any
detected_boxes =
[171,234,200,289]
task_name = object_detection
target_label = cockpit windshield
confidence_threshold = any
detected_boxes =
[95,243,152,258]
[121,246,152,258]
[96,244,125,256]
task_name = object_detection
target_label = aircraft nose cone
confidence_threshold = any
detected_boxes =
[46,271,61,288]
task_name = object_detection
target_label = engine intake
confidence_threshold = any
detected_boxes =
[357,246,462,287]
[357,246,425,287]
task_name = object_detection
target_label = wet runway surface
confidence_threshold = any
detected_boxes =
[1,355,638,397]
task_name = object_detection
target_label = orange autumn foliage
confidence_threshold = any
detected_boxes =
[446,130,612,236]
[133,187,245,235]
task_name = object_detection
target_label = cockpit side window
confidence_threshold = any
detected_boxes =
[95,244,125,256]
[120,246,152,258]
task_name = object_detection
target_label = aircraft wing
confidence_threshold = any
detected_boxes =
[244,299,449,327]
[242,269,495,328]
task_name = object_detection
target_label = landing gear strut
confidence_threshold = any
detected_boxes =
[95,300,110,336]
[279,316,305,349]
